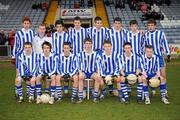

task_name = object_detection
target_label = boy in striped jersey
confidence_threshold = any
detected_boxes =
[144,19,170,96]
[69,16,88,55]
[56,42,79,103]
[87,16,108,52]
[126,20,144,56]
[98,40,122,100]
[77,38,101,103]
[13,16,36,99]
[140,45,170,104]
[107,17,128,55]
[36,41,57,104]
[52,20,69,55]
[15,42,38,103]
[119,42,142,104]
[52,20,70,94]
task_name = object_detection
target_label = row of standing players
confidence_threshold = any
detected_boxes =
[13,16,170,104]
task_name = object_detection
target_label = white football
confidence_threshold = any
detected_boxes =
[40,93,51,103]
[105,75,113,85]
[149,77,160,88]
[127,74,137,85]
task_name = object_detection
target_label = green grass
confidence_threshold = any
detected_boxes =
[0,61,180,120]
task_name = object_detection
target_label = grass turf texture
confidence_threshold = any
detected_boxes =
[0,60,180,120]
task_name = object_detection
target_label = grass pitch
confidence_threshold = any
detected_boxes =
[0,60,180,120]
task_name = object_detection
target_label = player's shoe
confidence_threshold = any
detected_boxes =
[99,94,105,101]
[161,97,170,105]
[28,96,34,103]
[119,97,126,103]
[76,98,83,104]
[36,96,41,104]
[55,97,63,103]
[49,97,55,104]
[124,99,130,104]
[71,97,76,104]
[145,96,151,105]
[93,98,99,103]
[15,94,19,100]
[18,96,23,103]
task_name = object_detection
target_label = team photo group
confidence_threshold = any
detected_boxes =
[12,15,171,105]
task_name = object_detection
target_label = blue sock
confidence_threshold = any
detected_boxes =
[64,85,69,91]
[143,85,149,97]
[137,82,143,100]
[26,84,30,95]
[45,88,49,93]
[102,88,106,96]
[56,86,63,98]
[16,85,22,97]
[108,85,113,92]
[118,90,123,98]
[78,91,83,100]
[93,91,98,98]
[71,87,77,98]
[36,84,42,97]
[160,84,166,98]
[50,86,56,97]
[120,82,129,100]
[29,85,35,97]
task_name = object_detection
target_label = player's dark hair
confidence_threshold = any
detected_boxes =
[55,20,64,26]
[42,41,52,51]
[145,45,153,49]
[39,23,46,28]
[113,17,122,23]
[94,16,102,23]
[129,20,138,26]
[84,38,92,44]
[74,16,81,22]
[24,42,32,47]
[63,42,71,47]
[147,19,157,26]
[103,40,112,45]
[123,42,132,48]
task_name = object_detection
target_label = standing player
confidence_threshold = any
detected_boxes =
[36,41,57,104]
[87,16,108,52]
[140,45,170,104]
[98,40,122,100]
[15,42,38,103]
[12,16,36,98]
[52,20,69,55]
[77,38,101,103]
[32,23,51,93]
[144,19,170,96]
[52,20,70,94]
[69,16,88,55]
[126,20,144,56]
[56,42,79,103]
[107,17,128,55]
[119,42,142,104]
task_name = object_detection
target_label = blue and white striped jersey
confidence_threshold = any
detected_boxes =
[120,53,140,74]
[107,27,128,55]
[12,28,36,57]
[78,51,99,73]
[37,52,57,76]
[98,51,121,76]
[87,27,108,50]
[69,27,88,55]
[56,53,78,76]
[126,31,144,55]
[52,31,69,55]
[140,54,160,75]
[18,51,38,77]
[144,30,170,56]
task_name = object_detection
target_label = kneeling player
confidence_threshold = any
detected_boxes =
[140,45,170,105]
[36,41,57,104]
[77,38,101,103]
[98,40,122,100]
[56,42,79,103]
[15,42,38,103]
[119,42,143,104]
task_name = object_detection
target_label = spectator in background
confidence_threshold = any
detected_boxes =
[8,28,16,51]
[0,29,7,45]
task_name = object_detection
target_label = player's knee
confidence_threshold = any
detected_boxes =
[15,76,22,85]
